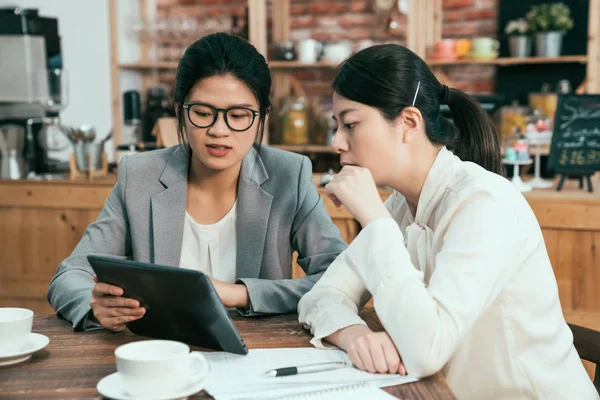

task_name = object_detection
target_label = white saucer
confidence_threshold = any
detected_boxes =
[97,371,208,400]
[0,333,50,366]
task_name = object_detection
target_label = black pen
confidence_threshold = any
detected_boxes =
[265,361,351,377]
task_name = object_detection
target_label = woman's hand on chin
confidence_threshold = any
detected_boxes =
[324,166,391,227]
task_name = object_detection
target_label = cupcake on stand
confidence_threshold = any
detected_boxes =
[524,109,553,188]
[503,127,533,192]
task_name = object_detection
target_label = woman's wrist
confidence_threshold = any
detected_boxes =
[231,282,249,308]
[326,324,372,350]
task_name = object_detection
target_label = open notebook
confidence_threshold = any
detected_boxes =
[257,383,398,400]
[200,348,417,400]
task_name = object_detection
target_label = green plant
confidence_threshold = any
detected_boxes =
[526,3,574,33]
[505,18,529,36]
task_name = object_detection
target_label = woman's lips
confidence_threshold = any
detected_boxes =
[206,144,232,157]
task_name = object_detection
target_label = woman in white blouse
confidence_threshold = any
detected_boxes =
[298,44,598,399]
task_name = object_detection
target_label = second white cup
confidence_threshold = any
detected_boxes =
[115,340,208,397]
[0,308,33,355]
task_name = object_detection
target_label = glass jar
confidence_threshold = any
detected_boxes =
[279,97,310,145]
[497,100,528,143]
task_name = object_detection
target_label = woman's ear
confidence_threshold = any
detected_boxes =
[398,107,423,143]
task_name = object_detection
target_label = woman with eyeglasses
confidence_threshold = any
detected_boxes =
[48,33,347,332]
[297,44,597,399]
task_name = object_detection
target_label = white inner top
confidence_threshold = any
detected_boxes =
[179,202,237,284]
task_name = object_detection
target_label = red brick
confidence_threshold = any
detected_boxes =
[317,16,339,28]
[311,30,348,41]
[443,0,474,8]
[310,3,347,15]
[444,10,462,21]
[476,0,498,7]
[448,81,471,92]
[464,8,496,21]
[339,14,378,28]
[169,5,206,17]
[291,4,308,15]
[347,28,372,40]
[180,0,227,3]
[206,7,227,17]
[448,65,495,81]
[291,16,317,29]
[349,1,370,13]
[372,28,401,39]
[442,23,478,37]
[471,80,495,93]
[476,21,498,35]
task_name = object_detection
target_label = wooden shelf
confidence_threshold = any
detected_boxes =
[270,144,336,153]
[118,56,588,71]
[427,55,588,66]
[268,61,340,69]
[118,62,178,70]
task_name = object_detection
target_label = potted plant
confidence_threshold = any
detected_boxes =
[526,2,574,57]
[505,18,532,58]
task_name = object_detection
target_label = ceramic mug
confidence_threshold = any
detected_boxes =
[322,41,352,63]
[0,308,33,354]
[471,37,500,56]
[297,39,322,63]
[115,340,208,397]
[435,39,456,57]
[454,39,472,58]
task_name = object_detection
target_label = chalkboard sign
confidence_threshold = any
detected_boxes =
[548,94,600,172]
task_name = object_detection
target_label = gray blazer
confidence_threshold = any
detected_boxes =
[48,144,347,330]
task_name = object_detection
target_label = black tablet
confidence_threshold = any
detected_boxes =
[87,255,248,355]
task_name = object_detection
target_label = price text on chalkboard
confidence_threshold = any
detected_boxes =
[548,94,600,172]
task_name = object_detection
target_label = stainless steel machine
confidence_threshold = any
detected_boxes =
[0,7,67,178]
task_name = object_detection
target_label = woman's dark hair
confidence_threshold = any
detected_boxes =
[332,44,501,174]
[173,32,271,146]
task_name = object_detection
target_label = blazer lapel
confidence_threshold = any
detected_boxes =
[236,146,273,279]
[151,145,188,266]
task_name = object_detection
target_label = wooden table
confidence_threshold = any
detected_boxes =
[0,310,455,399]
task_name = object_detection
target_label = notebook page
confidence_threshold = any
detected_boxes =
[201,348,417,400]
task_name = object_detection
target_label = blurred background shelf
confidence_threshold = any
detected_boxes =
[118,62,178,70]
[269,61,340,69]
[427,55,588,66]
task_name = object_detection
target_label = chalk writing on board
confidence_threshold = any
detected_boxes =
[548,94,600,171]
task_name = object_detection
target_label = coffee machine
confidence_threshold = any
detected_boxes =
[0,7,64,178]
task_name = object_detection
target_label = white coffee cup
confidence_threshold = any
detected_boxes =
[0,308,33,354]
[298,39,322,63]
[115,340,207,397]
[322,41,352,63]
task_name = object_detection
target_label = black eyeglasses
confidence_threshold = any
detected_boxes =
[183,102,259,132]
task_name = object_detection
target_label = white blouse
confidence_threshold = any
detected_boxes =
[298,147,597,400]
[179,202,237,283]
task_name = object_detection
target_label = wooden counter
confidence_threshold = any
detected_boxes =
[1,175,599,318]
[0,178,115,314]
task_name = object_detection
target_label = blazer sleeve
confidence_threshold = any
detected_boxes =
[237,156,348,316]
[47,156,132,330]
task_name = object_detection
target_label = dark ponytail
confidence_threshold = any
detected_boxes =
[444,88,501,174]
[332,44,501,174]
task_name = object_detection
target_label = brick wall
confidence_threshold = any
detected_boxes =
[155,0,498,98]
